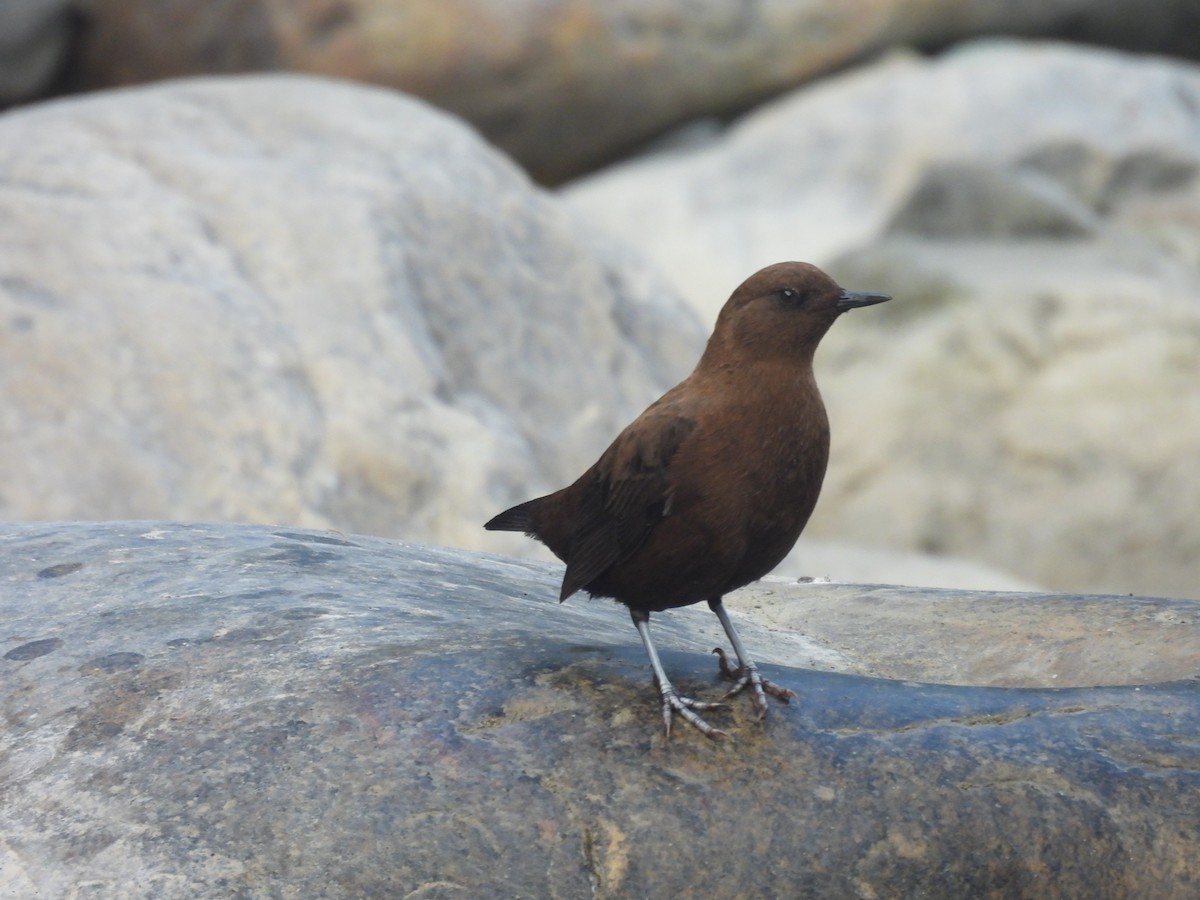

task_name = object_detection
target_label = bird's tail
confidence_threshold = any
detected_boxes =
[483,499,538,534]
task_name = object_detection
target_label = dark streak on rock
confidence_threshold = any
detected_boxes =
[37,561,84,579]
[273,531,355,547]
[261,543,340,567]
[80,652,145,674]
[4,637,63,660]
[277,606,332,620]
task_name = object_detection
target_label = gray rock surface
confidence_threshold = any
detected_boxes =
[564,41,1200,600]
[0,74,704,550]
[2,521,1198,897]
[0,0,74,106]
[728,576,1200,689]
[70,0,1200,183]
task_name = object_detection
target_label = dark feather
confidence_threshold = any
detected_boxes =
[483,500,536,534]
[559,415,695,601]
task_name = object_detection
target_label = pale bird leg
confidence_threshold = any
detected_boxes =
[709,597,797,719]
[631,610,728,740]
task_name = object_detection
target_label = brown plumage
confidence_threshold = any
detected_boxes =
[486,261,890,738]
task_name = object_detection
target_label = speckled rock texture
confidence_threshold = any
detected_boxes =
[2,521,1197,898]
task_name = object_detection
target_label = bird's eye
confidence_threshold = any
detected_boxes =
[778,287,802,306]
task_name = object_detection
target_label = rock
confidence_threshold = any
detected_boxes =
[2,521,1198,898]
[817,235,1200,601]
[726,577,1200,689]
[563,41,1200,318]
[784,539,1044,594]
[0,75,704,550]
[563,41,1200,600]
[69,1,1200,183]
[0,0,74,106]
[73,0,901,182]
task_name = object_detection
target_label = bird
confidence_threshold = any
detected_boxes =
[485,261,890,739]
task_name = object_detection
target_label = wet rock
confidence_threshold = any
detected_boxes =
[727,577,1200,689]
[2,521,1197,897]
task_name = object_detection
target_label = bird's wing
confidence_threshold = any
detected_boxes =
[559,412,697,601]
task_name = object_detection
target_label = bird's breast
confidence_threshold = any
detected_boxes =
[666,387,831,592]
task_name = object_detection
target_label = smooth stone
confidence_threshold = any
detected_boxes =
[728,577,1200,689]
[2,521,1197,898]
[0,74,704,551]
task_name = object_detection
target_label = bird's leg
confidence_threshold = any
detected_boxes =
[708,596,797,719]
[630,609,728,740]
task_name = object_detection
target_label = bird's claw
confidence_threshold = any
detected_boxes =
[713,647,797,719]
[659,685,728,741]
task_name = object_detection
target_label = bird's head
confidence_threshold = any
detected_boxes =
[701,261,890,367]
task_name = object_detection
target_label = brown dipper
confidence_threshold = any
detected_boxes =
[486,261,890,739]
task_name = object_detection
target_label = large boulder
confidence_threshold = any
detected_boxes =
[69,1,1200,183]
[2,521,1198,897]
[0,74,704,549]
[564,41,1200,599]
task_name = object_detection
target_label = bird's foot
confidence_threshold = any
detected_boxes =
[658,682,728,741]
[713,647,797,719]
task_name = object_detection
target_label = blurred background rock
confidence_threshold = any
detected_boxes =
[10,0,1200,183]
[3,0,1199,599]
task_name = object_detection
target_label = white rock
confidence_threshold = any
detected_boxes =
[0,75,706,550]
[563,41,1200,321]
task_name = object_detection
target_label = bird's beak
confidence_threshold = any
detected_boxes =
[837,289,891,310]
